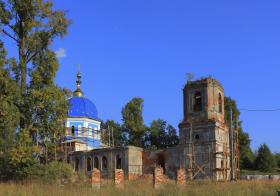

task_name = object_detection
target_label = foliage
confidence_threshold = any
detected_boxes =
[0,0,70,96]
[254,144,277,172]
[122,98,145,147]
[224,96,255,169]
[2,129,40,180]
[275,153,280,168]
[37,162,75,183]
[0,0,71,180]
[101,120,128,147]
[144,119,178,149]
[0,41,21,153]
[26,50,70,162]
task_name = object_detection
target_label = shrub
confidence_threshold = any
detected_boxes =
[38,162,75,183]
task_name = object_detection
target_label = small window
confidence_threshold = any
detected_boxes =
[195,134,200,140]
[102,156,108,170]
[218,93,223,113]
[221,160,224,168]
[75,158,80,171]
[94,157,99,169]
[71,126,75,136]
[87,157,92,172]
[116,155,122,169]
[194,92,202,112]
[78,125,82,136]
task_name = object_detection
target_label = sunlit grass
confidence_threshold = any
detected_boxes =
[0,179,279,196]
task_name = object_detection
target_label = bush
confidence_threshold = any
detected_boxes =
[38,162,75,183]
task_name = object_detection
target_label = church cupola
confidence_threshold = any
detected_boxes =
[73,69,84,97]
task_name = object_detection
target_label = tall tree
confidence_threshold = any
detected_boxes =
[122,98,145,147]
[26,50,70,162]
[0,41,20,152]
[224,96,255,169]
[0,0,70,128]
[254,144,276,172]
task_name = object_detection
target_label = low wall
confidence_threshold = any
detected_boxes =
[240,175,280,181]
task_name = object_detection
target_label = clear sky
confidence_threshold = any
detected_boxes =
[3,1,280,152]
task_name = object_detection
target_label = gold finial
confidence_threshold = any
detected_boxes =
[73,65,84,97]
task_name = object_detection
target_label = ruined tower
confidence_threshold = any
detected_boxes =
[179,77,231,180]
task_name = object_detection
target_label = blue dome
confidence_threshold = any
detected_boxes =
[68,96,98,120]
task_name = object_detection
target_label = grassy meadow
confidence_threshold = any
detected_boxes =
[0,179,279,196]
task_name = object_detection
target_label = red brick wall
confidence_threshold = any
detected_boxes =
[114,169,124,188]
[176,169,186,186]
[90,168,101,189]
[153,167,164,189]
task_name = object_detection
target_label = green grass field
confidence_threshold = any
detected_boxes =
[0,180,279,196]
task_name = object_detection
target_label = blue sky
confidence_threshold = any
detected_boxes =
[3,1,280,152]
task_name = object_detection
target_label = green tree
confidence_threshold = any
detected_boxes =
[0,41,21,153]
[122,98,145,147]
[0,0,70,130]
[101,120,128,147]
[26,50,70,162]
[274,153,280,168]
[254,144,276,172]
[3,129,40,180]
[166,124,179,147]
[146,119,179,150]
[224,96,255,169]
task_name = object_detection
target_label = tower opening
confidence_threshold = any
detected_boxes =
[194,92,202,112]
[218,93,222,113]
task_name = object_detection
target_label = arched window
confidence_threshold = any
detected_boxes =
[116,155,122,169]
[71,126,75,136]
[218,93,223,113]
[102,156,108,170]
[94,157,99,169]
[87,157,92,171]
[221,160,224,169]
[194,92,202,112]
[75,158,79,171]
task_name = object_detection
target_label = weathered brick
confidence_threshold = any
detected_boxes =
[114,169,124,188]
[176,169,186,186]
[90,168,101,189]
[153,167,164,189]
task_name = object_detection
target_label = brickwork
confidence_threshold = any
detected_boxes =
[90,168,101,189]
[128,173,141,181]
[153,167,164,189]
[114,169,124,188]
[176,169,186,186]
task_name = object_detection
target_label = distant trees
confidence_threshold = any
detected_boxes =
[101,120,128,147]
[224,97,278,172]
[254,144,276,172]
[144,119,178,150]
[101,98,179,150]
[224,97,255,170]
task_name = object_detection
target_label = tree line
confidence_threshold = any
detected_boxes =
[101,98,179,150]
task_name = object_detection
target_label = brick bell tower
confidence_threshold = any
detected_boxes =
[178,77,231,180]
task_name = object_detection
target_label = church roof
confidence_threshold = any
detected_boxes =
[67,69,99,120]
[68,96,99,120]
